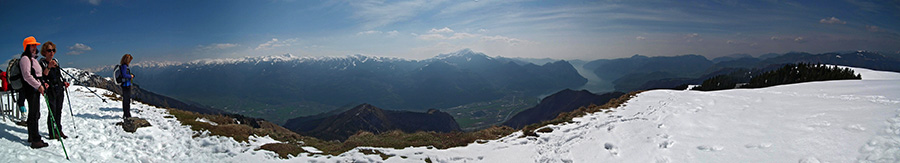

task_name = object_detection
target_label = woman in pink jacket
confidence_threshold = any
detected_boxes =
[20,36,48,148]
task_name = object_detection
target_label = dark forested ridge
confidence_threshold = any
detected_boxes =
[693,63,861,91]
[502,89,625,129]
[282,103,461,141]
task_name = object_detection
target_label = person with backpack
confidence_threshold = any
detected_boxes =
[39,41,69,139]
[20,36,49,148]
[118,54,134,119]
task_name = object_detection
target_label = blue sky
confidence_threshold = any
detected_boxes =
[1,0,899,69]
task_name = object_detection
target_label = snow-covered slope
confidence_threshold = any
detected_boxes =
[1,66,898,162]
[355,67,900,163]
[0,86,288,162]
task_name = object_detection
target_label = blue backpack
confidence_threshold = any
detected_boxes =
[114,65,123,85]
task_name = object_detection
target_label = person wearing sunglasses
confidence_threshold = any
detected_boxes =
[20,36,48,148]
[40,41,70,140]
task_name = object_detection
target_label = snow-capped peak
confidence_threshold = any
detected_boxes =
[432,49,491,61]
[124,53,413,69]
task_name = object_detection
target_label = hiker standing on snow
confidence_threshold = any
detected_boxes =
[39,41,69,139]
[119,54,134,119]
[21,36,49,148]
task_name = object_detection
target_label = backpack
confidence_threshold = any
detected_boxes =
[114,65,122,85]
[1,71,8,91]
[6,57,23,90]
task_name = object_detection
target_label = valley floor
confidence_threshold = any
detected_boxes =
[1,66,898,162]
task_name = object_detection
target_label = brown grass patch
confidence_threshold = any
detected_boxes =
[167,109,303,142]
[103,92,121,101]
[259,143,307,159]
[298,125,516,156]
[359,148,394,160]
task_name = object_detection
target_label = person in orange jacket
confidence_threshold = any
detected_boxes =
[21,36,49,148]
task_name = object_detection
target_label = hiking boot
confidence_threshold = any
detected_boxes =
[49,133,68,140]
[30,140,48,149]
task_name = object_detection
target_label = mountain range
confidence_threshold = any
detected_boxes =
[583,51,900,92]
[91,49,587,124]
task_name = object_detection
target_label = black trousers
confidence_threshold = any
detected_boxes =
[46,86,65,136]
[16,91,24,107]
[122,86,131,118]
[22,87,41,141]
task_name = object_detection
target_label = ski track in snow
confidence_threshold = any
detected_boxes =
[0,66,898,162]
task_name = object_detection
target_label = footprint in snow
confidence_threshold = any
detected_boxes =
[689,106,703,112]
[697,145,723,151]
[744,143,772,149]
[604,143,619,156]
[659,140,675,149]
[799,157,821,163]
[844,124,866,132]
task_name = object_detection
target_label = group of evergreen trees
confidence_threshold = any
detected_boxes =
[693,63,860,91]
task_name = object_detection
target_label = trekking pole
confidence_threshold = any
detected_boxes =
[43,93,70,160]
[64,86,76,130]
[59,69,107,103]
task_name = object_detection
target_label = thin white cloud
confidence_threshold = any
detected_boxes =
[417,30,477,40]
[478,29,488,33]
[417,33,447,40]
[429,27,454,33]
[88,0,101,6]
[448,32,477,39]
[67,43,93,55]
[439,0,529,16]
[687,33,699,38]
[387,30,399,36]
[684,33,702,42]
[866,25,881,32]
[636,36,646,40]
[481,35,530,46]
[356,30,383,35]
[794,36,806,43]
[255,38,297,50]
[819,17,846,24]
[844,0,881,12]
[348,0,447,29]
[198,43,238,50]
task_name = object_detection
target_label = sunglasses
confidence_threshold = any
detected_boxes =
[45,49,56,53]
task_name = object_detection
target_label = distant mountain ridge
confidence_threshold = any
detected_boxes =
[282,103,461,141]
[584,51,900,92]
[89,49,587,124]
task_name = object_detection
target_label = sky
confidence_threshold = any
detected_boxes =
[1,0,899,69]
